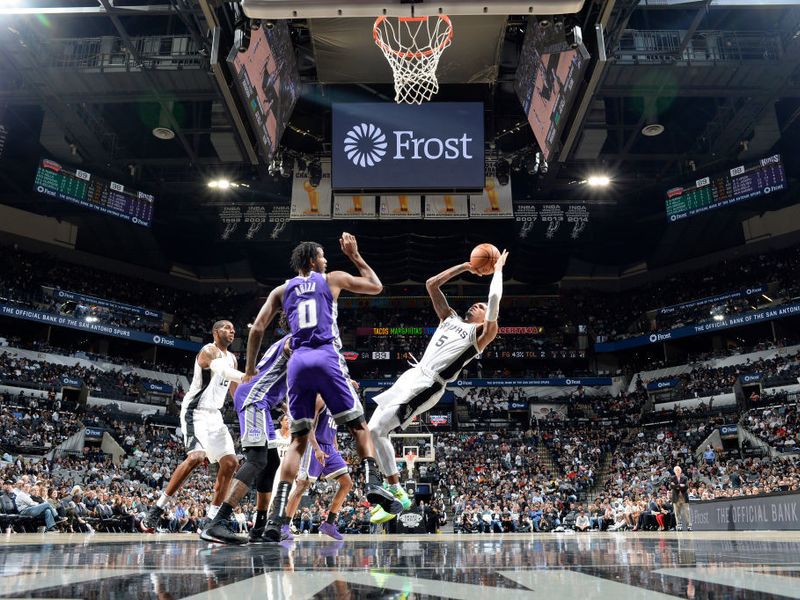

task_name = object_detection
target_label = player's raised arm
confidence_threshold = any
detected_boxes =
[426,262,475,321]
[245,284,286,376]
[327,232,383,296]
[476,250,508,351]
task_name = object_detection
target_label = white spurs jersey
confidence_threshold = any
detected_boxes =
[417,313,481,383]
[181,347,236,411]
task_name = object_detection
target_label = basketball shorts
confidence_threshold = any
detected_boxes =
[297,442,349,482]
[179,407,235,464]
[238,404,277,449]
[286,344,363,435]
[373,367,445,430]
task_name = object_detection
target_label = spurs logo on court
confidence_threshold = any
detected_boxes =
[344,123,387,167]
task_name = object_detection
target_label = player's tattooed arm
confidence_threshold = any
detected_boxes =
[328,232,383,297]
[426,262,476,321]
[197,344,222,368]
[246,284,285,376]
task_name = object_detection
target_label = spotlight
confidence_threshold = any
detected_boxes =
[713,314,725,322]
[496,159,510,186]
[587,175,610,187]
[85,316,99,323]
[208,179,232,190]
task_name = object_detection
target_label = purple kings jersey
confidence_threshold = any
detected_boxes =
[314,407,338,446]
[233,335,289,412]
[283,271,341,350]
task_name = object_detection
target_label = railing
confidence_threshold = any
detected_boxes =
[46,35,204,71]
[614,29,782,64]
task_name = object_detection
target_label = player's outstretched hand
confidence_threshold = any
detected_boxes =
[315,448,329,466]
[464,261,482,276]
[495,249,509,272]
[241,373,254,384]
[340,232,359,259]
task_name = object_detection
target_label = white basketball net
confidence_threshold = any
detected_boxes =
[405,453,417,477]
[373,16,453,105]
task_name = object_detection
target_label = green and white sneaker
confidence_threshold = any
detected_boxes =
[370,504,396,524]
[389,485,412,511]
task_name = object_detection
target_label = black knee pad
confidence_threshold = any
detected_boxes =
[256,448,280,493]
[234,447,268,487]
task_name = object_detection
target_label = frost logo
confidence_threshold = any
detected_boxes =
[344,123,387,168]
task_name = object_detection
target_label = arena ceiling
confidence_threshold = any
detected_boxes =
[0,0,799,286]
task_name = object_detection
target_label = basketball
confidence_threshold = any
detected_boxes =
[470,243,501,275]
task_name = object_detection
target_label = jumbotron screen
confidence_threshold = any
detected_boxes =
[665,154,787,222]
[227,21,299,163]
[514,19,588,161]
[33,158,154,227]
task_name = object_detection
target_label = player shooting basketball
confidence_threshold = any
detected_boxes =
[368,247,508,524]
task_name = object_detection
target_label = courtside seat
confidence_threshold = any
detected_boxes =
[0,494,42,532]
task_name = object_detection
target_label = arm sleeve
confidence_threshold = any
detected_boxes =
[209,357,246,383]
[486,270,503,322]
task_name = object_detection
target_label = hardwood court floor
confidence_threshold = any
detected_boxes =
[2,531,799,598]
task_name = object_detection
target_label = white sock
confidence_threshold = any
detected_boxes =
[156,493,172,509]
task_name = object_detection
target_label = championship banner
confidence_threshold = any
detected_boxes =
[290,159,331,220]
[425,195,468,219]
[469,177,513,219]
[0,303,201,352]
[333,194,377,219]
[379,195,422,219]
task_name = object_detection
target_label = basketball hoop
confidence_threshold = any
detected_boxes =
[373,15,453,105]
[404,452,417,478]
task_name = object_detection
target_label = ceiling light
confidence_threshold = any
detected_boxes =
[85,316,99,323]
[216,179,231,190]
[642,123,664,137]
[713,314,725,321]
[207,181,218,188]
[762,294,773,302]
[152,127,175,140]
[587,175,610,187]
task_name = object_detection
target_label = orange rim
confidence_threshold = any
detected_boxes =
[373,15,453,59]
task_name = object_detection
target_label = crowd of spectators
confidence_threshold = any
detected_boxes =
[0,243,252,339]
[0,351,180,404]
[745,405,800,453]
[0,390,83,455]
[640,350,800,398]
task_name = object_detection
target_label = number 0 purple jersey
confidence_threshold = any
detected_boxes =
[283,271,340,350]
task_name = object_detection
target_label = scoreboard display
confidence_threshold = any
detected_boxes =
[666,154,786,222]
[33,158,154,227]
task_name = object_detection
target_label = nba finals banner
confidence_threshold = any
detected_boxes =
[333,195,377,219]
[291,159,331,220]
[379,195,422,219]
[469,177,513,219]
[425,195,469,219]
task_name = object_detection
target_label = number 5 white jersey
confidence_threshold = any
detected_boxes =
[417,313,480,383]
